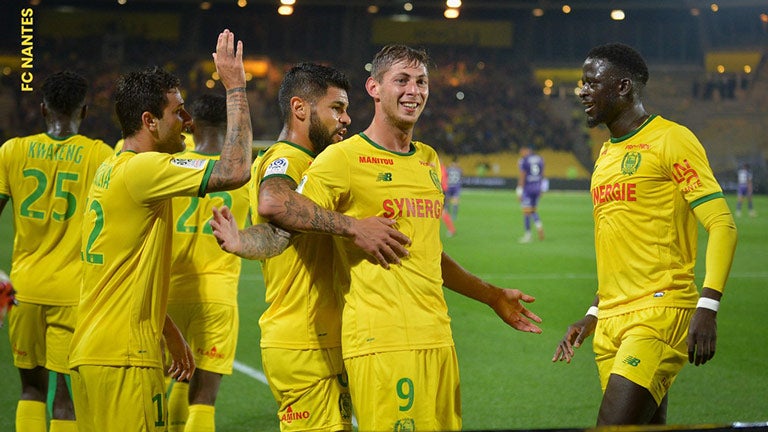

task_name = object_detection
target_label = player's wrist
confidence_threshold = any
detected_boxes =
[696,297,720,312]
[585,306,598,318]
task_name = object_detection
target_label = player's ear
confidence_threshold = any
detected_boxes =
[142,112,157,131]
[365,76,379,100]
[291,96,308,121]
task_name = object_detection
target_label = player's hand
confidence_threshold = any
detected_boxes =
[212,29,245,91]
[211,206,242,255]
[349,217,411,269]
[488,288,542,333]
[552,315,597,363]
[164,320,195,381]
[687,308,717,366]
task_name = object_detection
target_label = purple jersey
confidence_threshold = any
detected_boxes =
[519,153,544,193]
[445,165,462,198]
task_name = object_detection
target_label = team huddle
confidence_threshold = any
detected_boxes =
[0,28,736,432]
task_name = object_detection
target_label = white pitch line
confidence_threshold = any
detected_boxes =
[233,359,268,385]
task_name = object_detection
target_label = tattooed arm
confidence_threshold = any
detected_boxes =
[210,206,291,260]
[258,176,410,268]
[205,29,253,193]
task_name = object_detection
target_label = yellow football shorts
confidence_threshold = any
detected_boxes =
[345,346,461,432]
[71,365,167,432]
[166,302,238,375]
[262,346,352,432]
[593,307,694,404]
[8,302,76,374]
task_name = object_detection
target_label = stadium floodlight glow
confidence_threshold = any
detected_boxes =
[761,13,768,23]
[280,0,296,5]
[532,8,544,17]
[367,5,379,14]
[690,8,700,16]
[710,3,719,12]
[544,79,553,88]
[278,5,293,15]
[744,65,752,74]
[562,5,571,14]
[446,0,461,7]
[237,0,247,7]
[404,2,413,12]
[444,7,459,19]
[200,1,211,10]
[717,64,725,73]
[117,0,127,4]
[610,9,625,20]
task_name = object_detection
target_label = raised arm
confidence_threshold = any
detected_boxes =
[258,176,411,269]
[440,252,542,333]
[205,29,252,193]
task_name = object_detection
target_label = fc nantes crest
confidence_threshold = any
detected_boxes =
[621,151,642,175]
[430,170,442,192]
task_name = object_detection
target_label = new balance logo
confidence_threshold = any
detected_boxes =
[623,355,641,367]
[377,173,392,182]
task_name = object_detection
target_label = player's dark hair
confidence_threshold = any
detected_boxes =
[586,43,649,87]
[370,44,430,82]
[41,70,88,116]
[189,93,227,127]
[278,62,350,125]
[114,66,181,138]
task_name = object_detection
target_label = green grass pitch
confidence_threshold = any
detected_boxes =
[1,190,766,430]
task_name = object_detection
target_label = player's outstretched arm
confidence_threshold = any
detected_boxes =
[206,29,252,193]
[210,206,291,260]
[258,176,410,269]
[552,298,598,364]
[440,252,542,333]
[163,315,195,381]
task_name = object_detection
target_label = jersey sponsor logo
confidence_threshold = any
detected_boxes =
[280,405,310,424]
[591,182,637,205]
[12,344,27,357]
[359,155,394,165]
[622,355,641,367]
[394,418,415,431]
[672,159,703,193]
[171,158,207,170]
[383,197,443,219]
[621,151,642,175]
[27,141,84,163]
[625,143,650,150]
[265,157,289,176]
[377,172,393,182]
[197,345,225,359]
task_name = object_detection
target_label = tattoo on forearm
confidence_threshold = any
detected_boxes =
[208,90,252,191]
[238,224,291,260]
[261,179,351,236]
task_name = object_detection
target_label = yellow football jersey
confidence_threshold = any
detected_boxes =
[591,115,724,317]
[168,151,249,305]
[0,133,112,305]
[298,133,453,359]
[251,141,343,350]
[70,150,214,369]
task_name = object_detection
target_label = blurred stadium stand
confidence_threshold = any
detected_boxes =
[0,0,766,191]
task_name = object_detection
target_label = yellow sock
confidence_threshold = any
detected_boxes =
[50,419,78,432]
[168,381,190,432]
[16,400,47,432]
[185,404,215,432]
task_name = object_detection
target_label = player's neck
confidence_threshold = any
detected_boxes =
[46,120,79,139]
[364,120,413,153]
[278,126,315,154]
